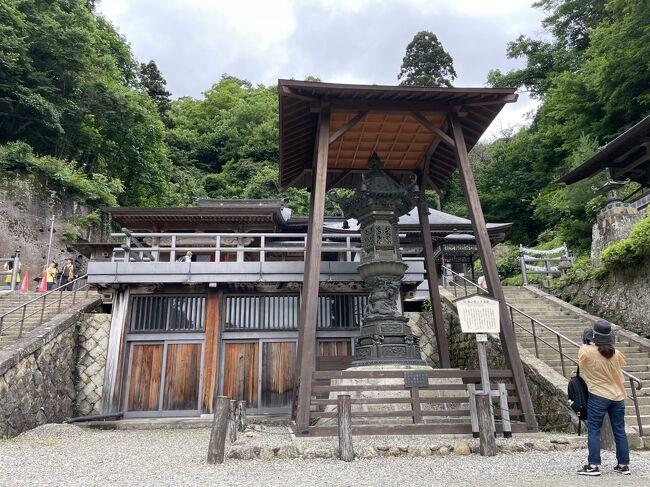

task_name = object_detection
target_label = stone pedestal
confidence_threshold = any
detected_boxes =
[591,203,641,266]
[318,364,465,426]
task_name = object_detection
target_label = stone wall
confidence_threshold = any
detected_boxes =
[591,204,641,266]
[549,260,650,338]
[0,176,98,289]
[0,298,101,437]
[75,313,111,417]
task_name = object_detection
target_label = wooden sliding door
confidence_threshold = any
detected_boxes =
[222,342,259,408]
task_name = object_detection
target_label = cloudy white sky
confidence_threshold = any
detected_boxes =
[98,0,546,139]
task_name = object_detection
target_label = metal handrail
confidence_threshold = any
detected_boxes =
[0,275,91,340]
[440,265,644,436]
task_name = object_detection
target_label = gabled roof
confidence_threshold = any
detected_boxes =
[104,199,287,231]
[278,79,517,191]
[558,116,650,185]
[323,207,512,238]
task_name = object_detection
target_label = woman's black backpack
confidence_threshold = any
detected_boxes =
[568,367,589,434]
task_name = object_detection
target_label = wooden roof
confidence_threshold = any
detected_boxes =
[559,116,650,185]
[104,200,287,231]
[278,80,517,191]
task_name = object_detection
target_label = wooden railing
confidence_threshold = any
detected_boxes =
[440,265,644,437]
[0,275,91,340]
[295,368,524,437]
[108,230,415,264]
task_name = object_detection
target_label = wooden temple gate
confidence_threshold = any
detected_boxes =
[278,80,538,433]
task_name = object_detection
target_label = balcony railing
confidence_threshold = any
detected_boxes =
[109,231,370,263]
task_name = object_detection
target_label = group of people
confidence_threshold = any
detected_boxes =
[2,255,78,291]
[43,257,77,291]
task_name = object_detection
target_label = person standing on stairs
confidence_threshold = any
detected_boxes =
[45,261,58,291]
[60,258,75,291]
[576,320,630,476]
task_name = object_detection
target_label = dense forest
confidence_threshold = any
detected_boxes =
[1,0,648,272]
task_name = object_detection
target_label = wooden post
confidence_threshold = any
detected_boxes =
[410,387,423,424]
[449,113,538,431]
[207,396,230,464]
[476,394,497,456]
[295,105,331,428]
[498,383,512,438]
[237,400,247,432]
[337,395,354,462]
[227,399,237,443]
[467,384,479,438]
[416,200,451,368]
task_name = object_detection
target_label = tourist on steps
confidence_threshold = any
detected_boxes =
[576,320,630,476]
[45,261,58,291]
[60,258,75,291]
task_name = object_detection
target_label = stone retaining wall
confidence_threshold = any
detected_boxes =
[0,298,101,437]
[75,313,110,417]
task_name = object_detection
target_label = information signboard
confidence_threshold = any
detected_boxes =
[455,294,500,334]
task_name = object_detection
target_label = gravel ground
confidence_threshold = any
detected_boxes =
[0,425,648,486]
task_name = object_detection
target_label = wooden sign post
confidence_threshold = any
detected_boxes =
[456,295,500,456]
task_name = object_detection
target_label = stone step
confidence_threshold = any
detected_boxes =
[533,351,650,360]
[546,357,650,367]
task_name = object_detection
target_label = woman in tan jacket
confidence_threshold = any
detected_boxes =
[576,320,630,476]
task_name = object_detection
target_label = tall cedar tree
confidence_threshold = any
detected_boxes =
[140,60,172,126]
[398,31,457,87]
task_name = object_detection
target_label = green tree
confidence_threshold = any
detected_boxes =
[140,60,172,126]
[398,31,457,87]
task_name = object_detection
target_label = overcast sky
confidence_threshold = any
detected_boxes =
[98,0,546,139]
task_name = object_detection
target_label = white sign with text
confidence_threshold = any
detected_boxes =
[456,294,500,334]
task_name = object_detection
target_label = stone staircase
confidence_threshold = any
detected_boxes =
[502,286,650,437]
[0,292,87,349]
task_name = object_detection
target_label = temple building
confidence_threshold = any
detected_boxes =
[85,198,509,417]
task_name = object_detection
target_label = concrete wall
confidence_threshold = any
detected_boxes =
[0,298,101,437]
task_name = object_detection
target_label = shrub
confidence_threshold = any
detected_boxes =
[600,214,650,271]
[0,142,123,207]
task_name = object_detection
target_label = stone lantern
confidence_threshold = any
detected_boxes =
[342,153,426,366]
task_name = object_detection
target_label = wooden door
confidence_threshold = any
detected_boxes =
[222,342,259,408]
[163,343,202,410]
[127,343,164,411]
[261,342,296,409]
[317,340,352,371]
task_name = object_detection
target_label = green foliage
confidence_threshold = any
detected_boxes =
[481,0,650,252]
[0,0,177,207]
[549,254,607,288]
[601,214,650,271]
[493,244,520,279]
[140,60,172,126]
[0,141,123,206]
[398,31,457,87]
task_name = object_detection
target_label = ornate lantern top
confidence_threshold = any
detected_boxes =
[343,153,419,221]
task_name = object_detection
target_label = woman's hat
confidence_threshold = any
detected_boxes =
[582,328,594,344]
[592,320,614,346]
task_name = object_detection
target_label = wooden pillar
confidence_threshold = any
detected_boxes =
[449,113,538,431]
[295,105,331,428]
[417,200,451,368]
